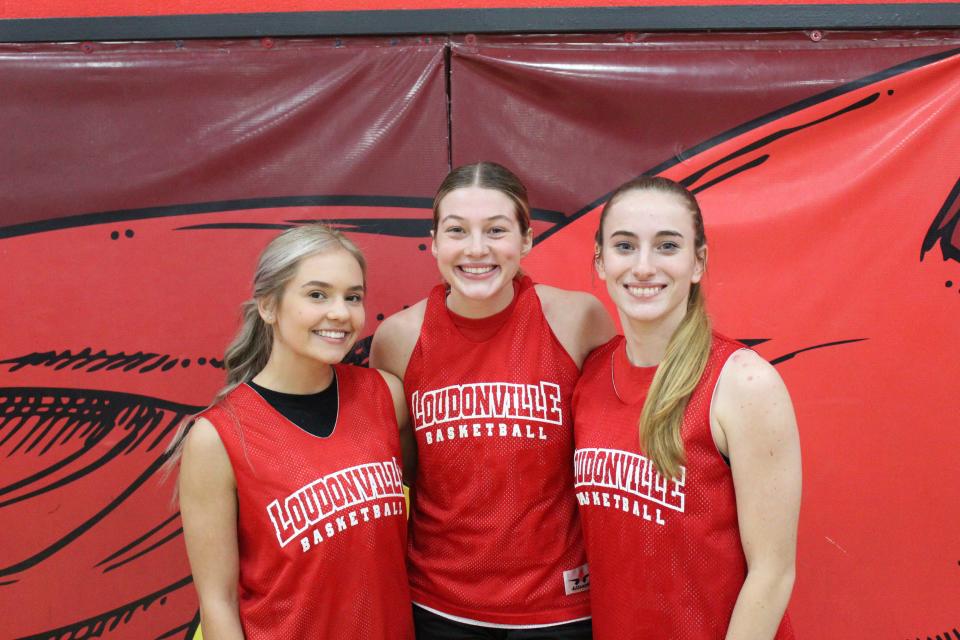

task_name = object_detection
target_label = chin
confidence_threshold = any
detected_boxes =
[454,280,503,299]
[619,303,669,324]
[307,347,352,365]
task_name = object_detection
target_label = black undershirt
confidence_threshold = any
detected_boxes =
[247,377,338,438]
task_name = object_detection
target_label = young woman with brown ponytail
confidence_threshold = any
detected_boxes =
[573,177,801,639]
[174,225,414,639]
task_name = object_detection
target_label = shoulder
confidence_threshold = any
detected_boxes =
[182,417,231,468]
[370,298,428,378]
[536,284,613,331]
[581,334,621,375]
[718,348,785,397]
[378,299,428,337]
[535,284,598,314]
[535,284,616,367]
[179,417,236,501]
[713,348,795,440]
[184,415,219,442]
[373,368,405,400]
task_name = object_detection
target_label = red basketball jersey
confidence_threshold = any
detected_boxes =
[203,364,414,640]
[573,334,795,639]
[404,276,591,626]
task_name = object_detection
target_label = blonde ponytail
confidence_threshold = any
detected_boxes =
[639,286,711,479]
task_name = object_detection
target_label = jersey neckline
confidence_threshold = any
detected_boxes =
[439,276,527,343]
[611,336,659,406]
[241,368,341,440]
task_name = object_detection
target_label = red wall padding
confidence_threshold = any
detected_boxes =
[1,32,959,639]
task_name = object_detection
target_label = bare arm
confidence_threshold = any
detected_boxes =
[713,350,801,640]
[376,369,417,487]
[370,302,425,491]
[536,285,616,368]
[179,418,245,640]
[369,300,426,381]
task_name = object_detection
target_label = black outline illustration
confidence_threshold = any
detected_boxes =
[921,176,960,263]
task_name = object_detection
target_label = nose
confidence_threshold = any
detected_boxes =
[326,297,350,321]
[630,248,656,279]
[465,231,488,257]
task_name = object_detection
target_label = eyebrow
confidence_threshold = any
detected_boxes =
[609,230,684,239]
[301,281,366,292]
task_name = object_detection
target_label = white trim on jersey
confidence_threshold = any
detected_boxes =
[412,602,591,630]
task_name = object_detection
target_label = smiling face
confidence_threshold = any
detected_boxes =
[260,249,366,369]
[432,185,533,316]
[596,188,705,334]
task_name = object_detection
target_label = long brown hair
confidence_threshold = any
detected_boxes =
[595,176,711,479]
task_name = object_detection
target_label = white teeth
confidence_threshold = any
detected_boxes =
[314,330,347,339]
[460,265,496,275]
[627,286,662,297]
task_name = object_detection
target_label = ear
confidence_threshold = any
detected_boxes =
[594,244,606,280]
[430,229,438,259]
[692,245,707,284]
[257,297,276,324]
[520,227,534,257]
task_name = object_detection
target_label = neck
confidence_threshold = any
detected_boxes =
[619,305,687,367]
[253,351,335,394]
[446,280,517,319]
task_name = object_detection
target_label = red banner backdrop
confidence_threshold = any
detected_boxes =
[1,31,959,640]
[0,37,449,640]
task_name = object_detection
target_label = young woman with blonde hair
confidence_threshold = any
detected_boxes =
[372,162,615,638]
[176,224,414,639]
[574,176,800,639]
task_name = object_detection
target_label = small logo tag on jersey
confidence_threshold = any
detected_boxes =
[563,563,590,595]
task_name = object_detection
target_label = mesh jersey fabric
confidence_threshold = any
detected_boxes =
[572,333,795,639]
[447,279,520,341]
[404,275,591,626]
[202,364,414,640]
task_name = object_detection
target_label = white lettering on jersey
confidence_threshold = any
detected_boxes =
[412,381,562,445]
[266,457,405,548]
[574,448,685,526]
[411,381,562,429]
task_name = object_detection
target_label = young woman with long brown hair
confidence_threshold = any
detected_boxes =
[372,162,615,638]
[573,176,800,639]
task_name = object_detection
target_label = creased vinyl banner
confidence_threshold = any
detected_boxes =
[1,32,958,640]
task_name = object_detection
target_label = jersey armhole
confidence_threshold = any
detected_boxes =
[708,347,751,467]
[204,394,259,479]
[390,298,429,390]
[532,285,582,373]
[401,338,425,398]
[370,367,402,434]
